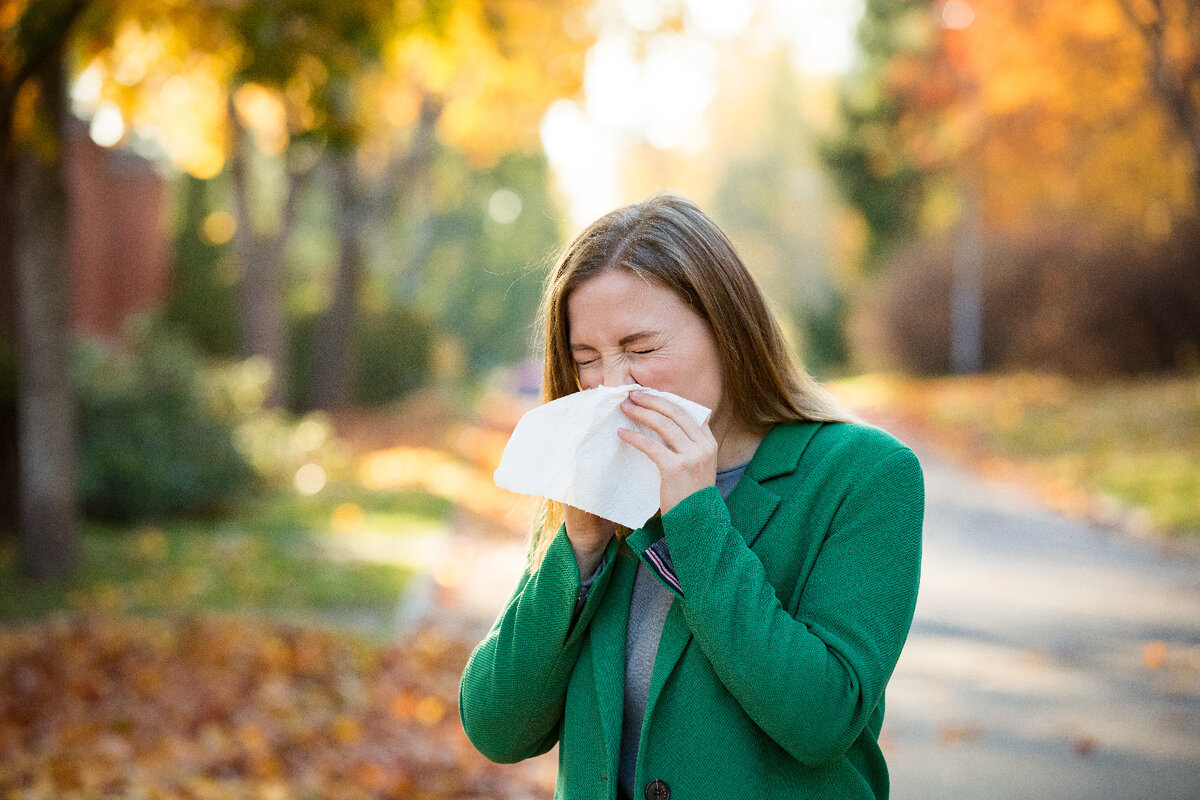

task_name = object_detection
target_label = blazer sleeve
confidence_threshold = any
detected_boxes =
[652,439,924,767]
[459,525,620,764]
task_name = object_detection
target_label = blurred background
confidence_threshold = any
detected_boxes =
[1,0,1198,796]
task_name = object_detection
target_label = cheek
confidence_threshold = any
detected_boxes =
[674,355,724,410]
[627,359,680,394]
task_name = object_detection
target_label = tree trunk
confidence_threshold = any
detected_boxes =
[228,107,316,408]
[387,94,442,302]
[306,152,363,411]
[14,55,77,579]
[0,125,19,540]
[228,128,289,407]
[0,0,91,543]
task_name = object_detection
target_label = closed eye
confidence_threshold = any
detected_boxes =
[631,348,656,355]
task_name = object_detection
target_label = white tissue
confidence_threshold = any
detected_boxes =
[493,384,712,529]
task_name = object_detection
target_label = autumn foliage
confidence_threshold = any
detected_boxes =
[0,613,552,799]
[827,0,1200,375]
[834,0,1198,244]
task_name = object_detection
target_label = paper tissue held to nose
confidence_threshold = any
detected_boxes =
[493,384,712,529]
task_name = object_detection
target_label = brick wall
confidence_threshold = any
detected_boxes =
[66,122,168,339]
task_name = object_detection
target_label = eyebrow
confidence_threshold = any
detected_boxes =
[570,331,660,351]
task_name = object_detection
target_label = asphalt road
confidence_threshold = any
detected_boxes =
[884,445,1200,800]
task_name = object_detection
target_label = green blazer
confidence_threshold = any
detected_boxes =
[460,421,924,799]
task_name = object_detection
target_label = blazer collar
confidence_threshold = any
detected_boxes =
[726,420,824,548]
[744,420,824,483]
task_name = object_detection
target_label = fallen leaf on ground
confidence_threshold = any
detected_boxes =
[0,613,554,799]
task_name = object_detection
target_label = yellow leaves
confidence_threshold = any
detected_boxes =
[414,695,447,726]
[383,0,588,164]
[234,83,290,155]
[66,14,238,177]
[0,612,556,798]
[330,502,365,534]
[9,0,589,184]
[330,715,362,744]
[1143,640,1168,669]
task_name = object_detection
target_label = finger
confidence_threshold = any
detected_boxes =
[616,425,675,467]
[624,391,705,438]
[620,399,693,449]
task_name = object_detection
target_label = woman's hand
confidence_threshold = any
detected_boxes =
[618,390,718,515]
[563,504,616,579]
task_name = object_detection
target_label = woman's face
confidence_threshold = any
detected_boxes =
[566,268,727,426]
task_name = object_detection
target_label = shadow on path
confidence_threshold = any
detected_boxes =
[885,443,1200,800]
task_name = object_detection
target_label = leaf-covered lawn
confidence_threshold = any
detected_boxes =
[0,613,553,800]
[831,373,1200,534]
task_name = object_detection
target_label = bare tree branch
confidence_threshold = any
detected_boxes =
[1115,0,1200,193]
[0,0,91,153]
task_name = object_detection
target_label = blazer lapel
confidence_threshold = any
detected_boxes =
[729,420,824,548]
[724,477,779,550]
[590,551,637,773]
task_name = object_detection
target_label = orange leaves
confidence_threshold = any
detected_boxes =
[873,0,1196,237]
[936,721,983,747]
[388,689,446,727]
[0,613,552,799]
[1143,640,1168,670]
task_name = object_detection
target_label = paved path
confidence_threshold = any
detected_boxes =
[408,441,1200,799]
[885,443,1200,800]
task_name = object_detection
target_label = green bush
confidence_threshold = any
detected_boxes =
[289,304,433,410]
[76,327,256,522]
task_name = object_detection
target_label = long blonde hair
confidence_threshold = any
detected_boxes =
[528,194,858,567]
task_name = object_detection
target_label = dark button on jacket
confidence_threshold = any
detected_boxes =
[644,779,670,800]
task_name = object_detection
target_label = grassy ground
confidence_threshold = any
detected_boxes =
[0,388,525,632]
[831,373,1200,535]
[0,484,453,634]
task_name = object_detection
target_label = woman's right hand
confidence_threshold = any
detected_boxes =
[563,505,615,580]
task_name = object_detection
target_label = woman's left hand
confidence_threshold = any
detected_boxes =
[618,390,718,515]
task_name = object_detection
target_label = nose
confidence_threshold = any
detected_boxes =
[600,356,634,388]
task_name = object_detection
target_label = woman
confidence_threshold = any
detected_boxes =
[460,194,923,799]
